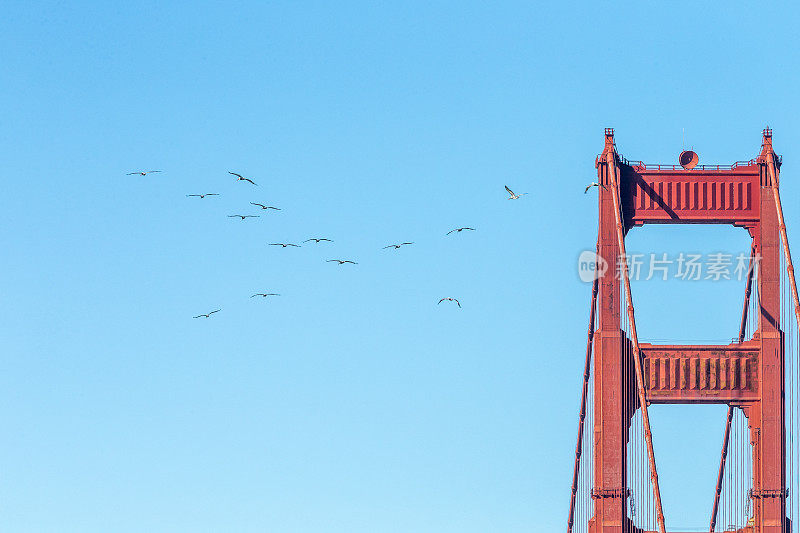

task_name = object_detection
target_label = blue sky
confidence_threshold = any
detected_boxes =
[2,2,800,532]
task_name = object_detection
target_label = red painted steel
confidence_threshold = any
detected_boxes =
[710,246,757,532]
[710,406,735,532]
[639,342,759,403]
[607,139,667,533]
[578,129,791,533]
[567,257,599,533]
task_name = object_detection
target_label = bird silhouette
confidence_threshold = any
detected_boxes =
[327,259,357,265]
[505,185,528,200]
[438,297,461,308]
[127,170,162,176]
[304,238,333,243]
[228,214,260,220]
[251,293,280,298]
[250,202,280,210]
[229,171,257,185]
[446,227,476,235]
[383,242,414,249]
[193,309,221,318]
[269,243,301,248]
[186,193,220,198]
[584,182,608,193]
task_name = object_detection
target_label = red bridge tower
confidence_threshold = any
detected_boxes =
[568,129,800,533]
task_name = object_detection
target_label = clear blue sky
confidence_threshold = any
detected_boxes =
[2,2,800,532]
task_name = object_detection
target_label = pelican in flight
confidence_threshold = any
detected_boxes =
[127,170,162,176]
[383,242,413,249]
[269,243,301,248]
[250,202,280,210]
[193,309,221,319]
[304,238,333,243]
[327,259,357,265]
[186,193,220,199]
[584,182,608,193]
[229,171,258,185]
[505,185,528,200]
[438,297,461,308]
[228,214,260,220]
[251,293,280,298]
[446,227,475,235]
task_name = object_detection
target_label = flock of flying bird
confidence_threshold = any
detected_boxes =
[128,170,599,318]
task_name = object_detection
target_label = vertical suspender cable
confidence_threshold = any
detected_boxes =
[567,246,600,533]
[765,149,799,524]
[710,406,735,532]
[711,244,757,531]
[606,150,667,533]
[739,242,758,343]
[766,150,800,402]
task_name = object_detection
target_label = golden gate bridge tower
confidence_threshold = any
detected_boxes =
[567,129,800,533]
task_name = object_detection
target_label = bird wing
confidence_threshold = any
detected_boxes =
[402,242,413,245]
[149,170,162,173]
[446,229,456,235]
[346,261,357,264]
[127,172,139,175]
[187,194,200,197]
[244,178,257,185]
[505,185,514,195]
[303,239,314,243]
[207,193,220,196]
[382,245,393,249]
[192,315,204,318]
[438,298,445,304]
[228,171,244,179]
[327,259,338,262]
[251,202,266,208]
[227,215,239,217]
[584,184,592,194]
[209,309,221,314]
[267,206,280,210]
[455,299,461,307]
[288,244,300,247]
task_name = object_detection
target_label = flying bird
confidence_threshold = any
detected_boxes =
[584,182,608,193]
[229,171,257,185]
[186,193,220,198]
[250,202,280,210]
[303,238,333,243]
[269,243,301,248]
[127,170,162,176]
[383,242,414,249]
[193,309,221,319]
[251,293,280,298]
[228,214,260,220]
[446,227,476,235]
[438,297,461,308]
[505,185,528,200]
[327,259,357,265]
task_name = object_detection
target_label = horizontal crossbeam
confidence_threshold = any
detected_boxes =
[621,165,761,226]
[639,341,761,403]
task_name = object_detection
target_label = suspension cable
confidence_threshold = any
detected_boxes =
[606,149,667,533]
[765,148,800,362]
[567,242,600,533]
